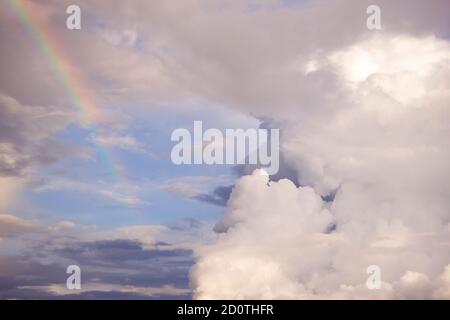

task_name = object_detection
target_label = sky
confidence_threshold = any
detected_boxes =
[0,0,450,299]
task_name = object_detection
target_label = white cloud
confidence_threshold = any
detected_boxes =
[20,283,190,297]
[32,176,149,207]
[90,133,148,154]
[97,28,138,48]
[191,32,450,299]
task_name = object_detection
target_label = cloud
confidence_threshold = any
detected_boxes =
[0,94,72,177]
[193,185,233,207]
[158,175,233,205]
[90,133,149,154]
[0,246,193,299]
[88,225,168,250]
[0,177,23,213]
[192,169,450,299]
[32,176,149,207]
[54,239,192,267]
[1,0,449,116]
[190,31,450,299]
[0,214,41,239]
[159,180,205,198]
[96,28,138,48]
[1,0,450,300]
[19,283,190,299]
[0,217,195,299]
[98,189,148,206]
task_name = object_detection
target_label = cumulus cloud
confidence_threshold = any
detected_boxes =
[192,168,450,299]
[191,26,450,300]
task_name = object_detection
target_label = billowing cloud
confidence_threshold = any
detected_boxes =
[192,169,450,299]
[191,32,450,299]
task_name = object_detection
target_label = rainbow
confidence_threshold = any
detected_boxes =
[5,0,131,195]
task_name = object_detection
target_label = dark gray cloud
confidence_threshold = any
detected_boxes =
[0,256,66,299]
[193,185,233,207]
[0,238,193,299]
